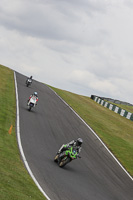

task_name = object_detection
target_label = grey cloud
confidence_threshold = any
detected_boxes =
[0,0,108,43]
[37,0,107,14]
[0,5,65,39]
[124,0,133,7]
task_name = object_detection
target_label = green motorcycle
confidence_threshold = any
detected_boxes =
[54,146,79,168]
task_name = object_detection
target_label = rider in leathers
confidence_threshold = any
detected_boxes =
[27,92,38,105]
[26,75,33,84]
[57,138,83,159]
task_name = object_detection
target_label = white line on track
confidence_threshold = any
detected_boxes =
[50,87,133,181]
[14,72,51,200]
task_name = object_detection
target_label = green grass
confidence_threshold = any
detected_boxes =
[0,65,46,200]
[49,86,133,176]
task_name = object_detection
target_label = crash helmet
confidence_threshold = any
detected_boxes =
[76,138,83,146]
[34,92,38,96]
[30,76,33,79]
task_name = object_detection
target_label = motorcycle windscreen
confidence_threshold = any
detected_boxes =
[28,79,32,82]
[30,97,36,104]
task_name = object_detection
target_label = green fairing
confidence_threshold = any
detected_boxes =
[65,147,78,159]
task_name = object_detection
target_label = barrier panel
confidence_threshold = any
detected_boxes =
[91,95,133,121]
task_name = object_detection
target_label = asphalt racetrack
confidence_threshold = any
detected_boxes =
[16,72,133,200]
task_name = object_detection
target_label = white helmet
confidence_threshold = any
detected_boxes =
[34,92,38,96]
[76,138,83,146]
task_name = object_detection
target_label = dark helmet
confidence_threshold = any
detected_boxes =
[76,138,83,146]
[34,92,38,96]
[30,76,33,79]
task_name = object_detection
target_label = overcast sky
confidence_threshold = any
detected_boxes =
[0,0,133,104]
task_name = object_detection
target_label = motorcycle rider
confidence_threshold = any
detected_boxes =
[26,75,33,85]
[29,76,33,79]
[57,138,83,159]
[27,92,38,105]
[27,75,33,81]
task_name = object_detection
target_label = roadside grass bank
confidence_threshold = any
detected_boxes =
[0,65,46,200]
[49,86,133,177]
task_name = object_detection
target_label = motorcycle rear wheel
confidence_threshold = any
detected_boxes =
[26,82,29,87]
[28,106,31,111]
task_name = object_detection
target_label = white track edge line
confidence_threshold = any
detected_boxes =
[14,71,51,200]
[49,87,133,181]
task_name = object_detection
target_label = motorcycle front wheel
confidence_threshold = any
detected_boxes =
[54,154,59,162]
[59,157,71,168]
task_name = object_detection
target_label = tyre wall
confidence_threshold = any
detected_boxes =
[91,95,133,121]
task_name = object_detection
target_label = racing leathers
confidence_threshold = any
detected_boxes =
[26,76,32,84]
[58,140,82,158]
[28,94,38,105]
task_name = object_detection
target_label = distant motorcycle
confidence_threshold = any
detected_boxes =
[27,96,37,111]
[54,146,80,168]
[26,78,32,87]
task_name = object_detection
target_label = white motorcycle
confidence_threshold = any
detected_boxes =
[27,96,37,111]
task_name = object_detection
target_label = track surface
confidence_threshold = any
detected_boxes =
[16,72,133,200]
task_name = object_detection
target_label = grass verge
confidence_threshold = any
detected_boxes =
[0,65,46,200]
[49,86,133,177]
